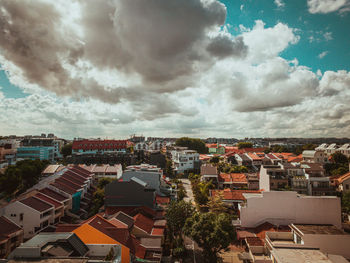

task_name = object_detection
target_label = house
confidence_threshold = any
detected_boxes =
[239,191,341,229]
[265,224,350,261]
[331,172,350,192]
[1,196,55,239]
[172,150,200,174]
[41,164,64,176]
[8,232,88,260]
[235,154,252,167]
[246,153,263,168]
[80,164,122,178]
[259,164,288,191]
[302,150,328,163]
[105,177,157,214]
[122,164,171,196]
[38,187,71,213]
[200,164,218,184]
[210,189,260,212]
[0,216,23,258]
[218,173,248,189]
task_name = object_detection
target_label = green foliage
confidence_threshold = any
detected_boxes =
[166,200,194,238]
[237,142,253,149]
[175,137,208,154]
[325,153,349,176]
[165,158,174,178]
[61,143,72,158]
[208,192,228,214]
[217,162,248,173]
[342,192,350,214]
[97,177,115,189]
[172,246,186,258]
[210,156,220,164]
[192,181,213,206]
[0,159,49,197]
[188,173,200,182]
[177,187,186,201]
[294,143,317,155]
[89,178,115,217]
[184,212,236,263]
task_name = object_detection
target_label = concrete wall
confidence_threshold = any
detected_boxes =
[240,191,341,228]
[303,234,350,260]
[259,166,270,191]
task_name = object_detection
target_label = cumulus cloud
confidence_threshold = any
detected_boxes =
[307,0,350,14]
[274,0,285,7]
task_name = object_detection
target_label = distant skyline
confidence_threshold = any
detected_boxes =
[0,0,349,138]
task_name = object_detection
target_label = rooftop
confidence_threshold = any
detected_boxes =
[20,196,53,212]
[293,224,346,235]
[272,248,333,263]
[39,188,69,202]
[0,216,22,242]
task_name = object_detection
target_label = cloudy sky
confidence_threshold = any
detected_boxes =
[0,0,349,139]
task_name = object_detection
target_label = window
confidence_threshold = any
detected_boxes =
[20,213,24,221]
[346,184,349,190]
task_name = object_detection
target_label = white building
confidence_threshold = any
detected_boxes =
[1,196,55,239]
[239,191,341,229]
[302,150,328,163]
[172,150,199,174]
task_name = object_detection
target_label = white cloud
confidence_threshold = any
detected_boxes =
[318,51,328,59]
[240,4,244,11]
[274,0,285,7]
[0,0,349,138]
[323,32,333,41]
[307,0,350,14]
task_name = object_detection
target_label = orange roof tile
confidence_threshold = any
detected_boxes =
[73,224,119,244]
[211,189,261,201]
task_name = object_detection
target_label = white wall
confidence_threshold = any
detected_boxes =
[259,166,270,191]
[303,234,350,260]
[240,191,341,228]
[1,202,43,239]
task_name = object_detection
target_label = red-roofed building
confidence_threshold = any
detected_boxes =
[34,193,64,224]
[331,172,350,192]
[210,189,261,211]
[0,216,23,258]
[218,173,248,189]
[72,139,128,155]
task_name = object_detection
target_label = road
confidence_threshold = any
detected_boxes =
[180,178,195,204]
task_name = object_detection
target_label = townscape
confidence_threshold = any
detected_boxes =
[0,134,350,263]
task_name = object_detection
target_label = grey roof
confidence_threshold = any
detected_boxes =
[123,170,161,194]
[20,233,88,256]
[114,211,134,228]
[130,177,148,188]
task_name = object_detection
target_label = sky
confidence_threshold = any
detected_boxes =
[0,0,350,139]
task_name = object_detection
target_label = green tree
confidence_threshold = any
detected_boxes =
[192,181,213,206]
[332,152,349,164]
[184,212,235,262]
[237,142,253,149]
[165,158,174,178]
[175,137,208,154]
[342,191,350,214]
[61,143,72,158]
[166,200,194,238]
[210,156,220,164]
[207,192,228,214]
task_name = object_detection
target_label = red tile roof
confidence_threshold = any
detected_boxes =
[247,153,262,161]
[331,172,350,185]
[55,224,81,232]
[56,177,82,190]
[211,189,261,201]
[61,173,86,187]
[51,182,77,195]
[72,140,127,151]
[133,213,154,234]
[156,195,170,205]
[20,196,53,212]
[288,154,303,163]
[35,193,63,209]
[218,173,248,184]
[246,237,264,246]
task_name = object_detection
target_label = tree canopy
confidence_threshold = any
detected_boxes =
[237,142,253,149]
[166,200,194,237]
[175,137,208,154]
[342,191,350,214]
[325,152,349,176]
[183,212,235,262]
[61,143,72,158]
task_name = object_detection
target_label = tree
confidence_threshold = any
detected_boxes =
[175,137,208,154]
[331,152,349,165]
[325,152,349,176]
[210,156,220,164]
[166,200,194,238]
[165,158,174,178]
[207,192,228,214]
[237,142,253,149]
[61,143,72,158]
[184,212,235,262]
[342,191,350,214]
[192,181,213,206]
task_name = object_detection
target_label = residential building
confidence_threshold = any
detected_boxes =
[331,172,350,192]
[265,224,350,261]
[143,150,166,169]
[235,154,252,167]
[200,164,218,184]
[105,177,157,214]
[8,232,88,260]
[218,173,248,189]
[302,150,328,163]
[16,146,54,162]
[1,196,55,239]
[21,137,64,160]
[41,164,64,176]
[72,139,128,155]
[172,149,200,174]
[246,152,263,168]
[259,164,288,191]
[80,164,122,178]
[0,216,23,258]
[239,191,341,228]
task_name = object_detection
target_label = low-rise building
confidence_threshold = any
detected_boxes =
[331,172,350,192]
[239,191,341,229]
[72,139,128,155]
[17,146,55,162]
[200,164,218,184]
[0,216,23,258]
[172,150,200,174]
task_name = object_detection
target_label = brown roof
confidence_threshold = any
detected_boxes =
[294,224,346,235]
[133,213,154,234]
[55,224,81,232]
[39,188,69,202]
[20,196,53,212]
[51,182,77,195]
[35,193,63,209]
[245,237,264,246]
[0,216,22,241]
[200,164,218,175]
[211,189,261,201]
